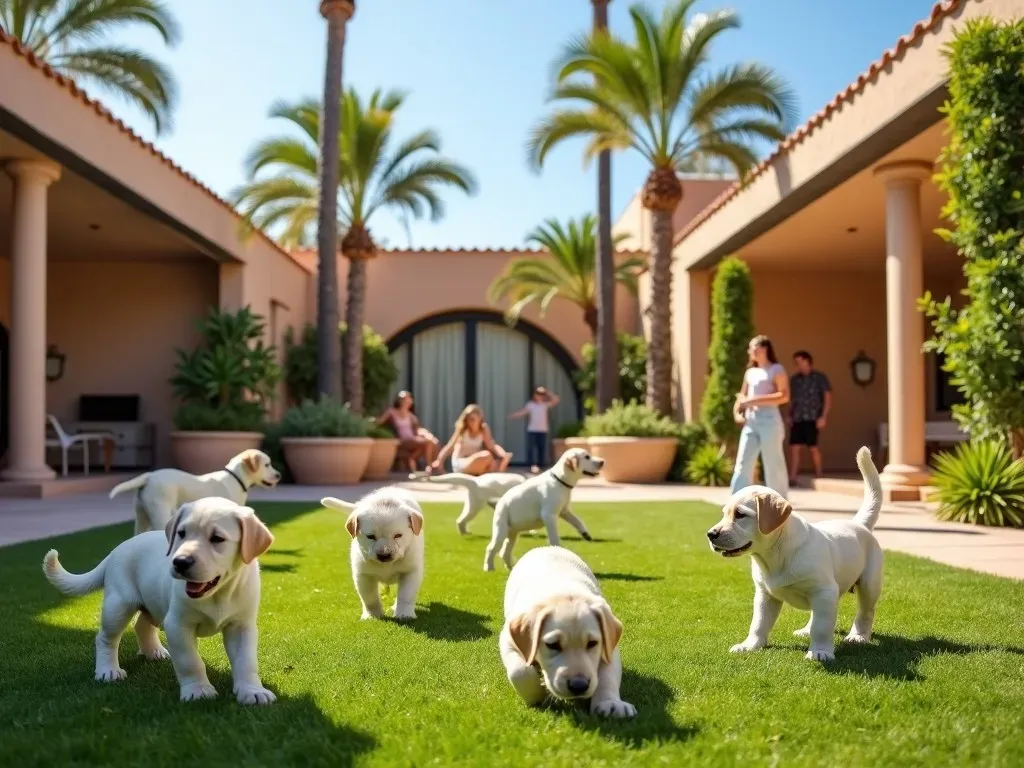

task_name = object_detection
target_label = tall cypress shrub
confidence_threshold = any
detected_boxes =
[700,256,754,445]
[921,18,1024,458]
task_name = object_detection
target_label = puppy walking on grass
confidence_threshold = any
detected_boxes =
[707,446,884,662]
[409,471,525,535]
[323,487,425,621]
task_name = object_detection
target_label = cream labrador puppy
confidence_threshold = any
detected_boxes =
[322,487,425,620]
[410,471,525,534]
[110,449,281,536]
[501,546,635,718]
[42,497,276,704]
[484,448,602,572]
[707,446,884,662]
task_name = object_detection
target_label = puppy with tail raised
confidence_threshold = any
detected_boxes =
[409,471,524,534]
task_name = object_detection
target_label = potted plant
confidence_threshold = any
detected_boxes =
[581,401,680,483]
[552,420,584,460]
[170,307,280,474]
[278,397,372,484]
[364,423,400,481]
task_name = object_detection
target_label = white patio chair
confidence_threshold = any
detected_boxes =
[45,415,115,477]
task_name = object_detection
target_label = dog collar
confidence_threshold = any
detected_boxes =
[550,471,576,489]
[224,467,250,494]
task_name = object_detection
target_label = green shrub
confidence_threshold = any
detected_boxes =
[576,332,646,414]
[581,400,678,439]
[283,323,398,415]
[171,306,280,432]
[279,396,369,439]
[670,422,710,482]
[700,257,754,446]
[921,18,1024,459]
[555,420,583,440]
[685,443,734,487]
[368,423,395,439]
[929,441,1024,528]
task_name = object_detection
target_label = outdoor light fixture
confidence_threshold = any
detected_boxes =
[45,344,66,382]
[850,350,875,387]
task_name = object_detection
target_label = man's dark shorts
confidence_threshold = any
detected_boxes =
[790,420,819,447]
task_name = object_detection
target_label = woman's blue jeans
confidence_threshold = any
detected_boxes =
[730,407,790,499]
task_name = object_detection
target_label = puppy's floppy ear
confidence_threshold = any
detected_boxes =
[564,454,579,473]
[238,507,274,564]
[165,504,188,556]
[241,450,260,475]
[755,491,792,535]
[407,508,424,536]
[592,601,623,664]
[508,606,552,665]
[345,512,360,538]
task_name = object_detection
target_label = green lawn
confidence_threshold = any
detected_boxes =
[1,501,1023,767]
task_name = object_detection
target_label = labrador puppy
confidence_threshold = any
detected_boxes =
[501,546,634,718]
[110,449,282,536]
[42,497,276,704]
[484,448,602,572]
[707,446,884,662]
[322,487,425,620]
[410,471,525,534]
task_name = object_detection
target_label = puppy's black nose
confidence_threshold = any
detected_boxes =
[172,555,195,574]
[376,552,393,562]
[567,676,590,696]
[707,529,720,541]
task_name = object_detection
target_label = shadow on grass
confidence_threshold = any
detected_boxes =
[259,562,298,574]
[396,601,494,641]
[566,670,698,748]
[593,572,663,583]
[823,632,1024,681]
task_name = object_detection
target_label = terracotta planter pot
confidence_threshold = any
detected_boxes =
[170,431,263,475]
[364,438,400,480]
[564,436,590,452]
[280,437,373,485]
[552,439,567,460]
[587,436,678,483]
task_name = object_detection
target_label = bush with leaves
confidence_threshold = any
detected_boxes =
[575,333,647,414]
[171,307,280,432]
[920,18,1024,459]
[278,396,370,439]
[284,323,398,414]
[670,422,711,482]
[700,257,754,446]
[929,441,1024,528]
[581,400,679,439]
[555,420,583,440]
[685,443,734,487]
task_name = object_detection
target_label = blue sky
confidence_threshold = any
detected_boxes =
[113,0,933,249]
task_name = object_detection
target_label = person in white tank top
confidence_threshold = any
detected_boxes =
[430,404,512,476]
[508,386,561,474]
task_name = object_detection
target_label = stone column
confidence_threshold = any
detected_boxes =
[2,159,61,482]
[678,268,710,423]
[874,160,932,499]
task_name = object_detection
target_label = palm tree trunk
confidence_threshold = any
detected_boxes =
[343,256,367,413]
[315,1,354,402]
[646,206,674,416]
[592,0,617,413]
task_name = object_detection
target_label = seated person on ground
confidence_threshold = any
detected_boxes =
[430,404,511,476]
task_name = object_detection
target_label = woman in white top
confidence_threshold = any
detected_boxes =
[430,404,512,476]
[508,386,560,474]
[731,335,791,498]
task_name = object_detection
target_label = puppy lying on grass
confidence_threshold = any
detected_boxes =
[323,487,425,621]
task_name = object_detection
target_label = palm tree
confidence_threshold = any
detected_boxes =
[591,0,617,414]
[528,0,796,415]
[488,214,643,336]
[0,0,180,134]
[232,89,476,413]
[315,0,354,403]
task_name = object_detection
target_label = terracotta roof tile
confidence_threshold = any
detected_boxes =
[0,30,309,270]
[289,246,648,257]
[673,0,963,246]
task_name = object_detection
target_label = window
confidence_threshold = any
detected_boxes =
[934,352,966,412]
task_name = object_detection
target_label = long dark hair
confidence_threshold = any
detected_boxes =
[747,335,778,368]
[392,390,416,413]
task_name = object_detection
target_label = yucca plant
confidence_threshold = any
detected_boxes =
[685,443,733,487]
[929,441,1024,528]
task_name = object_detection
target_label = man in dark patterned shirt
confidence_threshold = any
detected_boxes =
[787,350,832,484]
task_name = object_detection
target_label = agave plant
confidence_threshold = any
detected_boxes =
[685,443,733,487]
[930,441,1024,528]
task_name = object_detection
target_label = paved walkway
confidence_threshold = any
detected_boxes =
[1,477,1022,580]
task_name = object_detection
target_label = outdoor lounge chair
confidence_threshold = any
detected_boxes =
[45,415,115,477]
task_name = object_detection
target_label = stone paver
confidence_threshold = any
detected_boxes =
[1,477,1021,580]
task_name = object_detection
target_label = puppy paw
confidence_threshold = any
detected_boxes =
[581,532,593,542]
[805,648,836,663]
[844,632,871,645]
[591,698,637,718]
[140,644,171,661]
[95,666,127,682]
[792,626,812,639]
[457,523,468,535]
[234,684,277,706]
[393,605,417,621]
[180,682,218,701]
[483,561,495,572]
[360,608,384,620]
[729,638,765,653]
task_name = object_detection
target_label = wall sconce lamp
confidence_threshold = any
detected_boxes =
[46,344,66,382]
[850,350,875,387]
